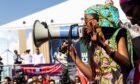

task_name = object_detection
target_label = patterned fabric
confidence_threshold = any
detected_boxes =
[84,4,133,83]
[93,28,133,84]
[84,4,119,28]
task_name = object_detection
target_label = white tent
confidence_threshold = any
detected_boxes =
[0,0,127,29]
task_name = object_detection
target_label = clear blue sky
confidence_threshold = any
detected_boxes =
[0,0,65,25]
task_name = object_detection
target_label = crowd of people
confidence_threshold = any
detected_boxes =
[0,48,46,83]
[2,74,83,84]
[1,47,81,84]
[3,75,54,84]
[14,48,45,65]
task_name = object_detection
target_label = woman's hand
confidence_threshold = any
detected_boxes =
[96,28,106,47]
[84,14,98,35]
[90,27,106,48]
[68,46,77,57]
[60,41,77,57]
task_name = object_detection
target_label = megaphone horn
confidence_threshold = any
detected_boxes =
[33,20,84,48]
[33,20,49,47]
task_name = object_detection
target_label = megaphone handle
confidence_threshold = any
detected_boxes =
[67,24,73,58]
[68,24,79,45]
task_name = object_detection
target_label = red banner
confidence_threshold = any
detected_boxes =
[13,64,62,76]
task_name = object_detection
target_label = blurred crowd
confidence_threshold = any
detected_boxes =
[2,74,82,84]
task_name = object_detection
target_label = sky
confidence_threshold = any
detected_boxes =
[0,0,65,25]
[0,0,128,26]
[0,0,65,65]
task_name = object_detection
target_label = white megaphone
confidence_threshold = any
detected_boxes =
[33,20,84,47]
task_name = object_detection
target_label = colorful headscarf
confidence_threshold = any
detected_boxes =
[84,4,120,28]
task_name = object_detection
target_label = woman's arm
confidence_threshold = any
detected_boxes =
[96,28,130,67]
[103,36,130,67]
[114,36,129,66]
[69,47,94,80]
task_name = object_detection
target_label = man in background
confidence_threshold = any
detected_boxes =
[32,48,45,64]
[14,50,23,64]
[21,49,32,64]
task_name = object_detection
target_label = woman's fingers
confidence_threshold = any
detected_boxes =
[91,33,97,42]
[96,31,106,48]
[68,46,77,56]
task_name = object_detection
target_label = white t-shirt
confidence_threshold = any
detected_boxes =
[21,54,32,64]
[32,53,45,64]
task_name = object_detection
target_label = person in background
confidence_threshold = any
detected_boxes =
[32,48,45,64]
[74,75,81,84]
[54,40,68,66]
[14,50,23,64]
[63,0,133,83]
[59,67,72,84]
[21,49,32,64]
[42,75,50,84]
[13,79,17,84]
[38,75,43,82]
[119,0,140,83]
[119,0,140,26]
[27,78,33,84]
[3,76,11,84]
[49,79,55,84]
[0,56,3,82]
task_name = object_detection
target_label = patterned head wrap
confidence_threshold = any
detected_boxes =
[84,4,120,28]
